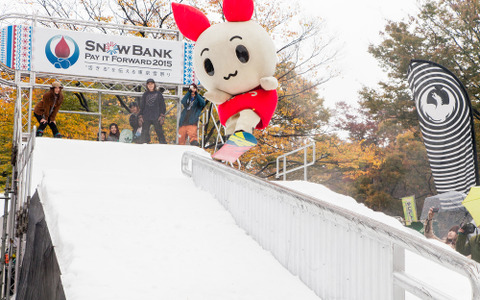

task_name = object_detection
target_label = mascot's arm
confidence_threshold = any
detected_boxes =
[260,77,278,91]
[205,89,232,105]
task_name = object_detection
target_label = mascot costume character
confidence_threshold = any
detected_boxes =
[172,0,278,162]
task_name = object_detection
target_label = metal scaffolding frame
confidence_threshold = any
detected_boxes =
[0,13,189,135]
[0,13,227,299]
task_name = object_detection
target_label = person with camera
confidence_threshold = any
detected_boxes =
[456,222,480,263]
[178,83,206,146]
[424,207,459,249]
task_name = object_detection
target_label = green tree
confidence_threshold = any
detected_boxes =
[368,0,480,113]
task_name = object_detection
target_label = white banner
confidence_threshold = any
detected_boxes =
[32,27,184,84]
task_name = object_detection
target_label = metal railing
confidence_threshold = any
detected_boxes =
[2,118,36,299]
[182,151,480,300]
[0,184,12,299]
[276,142,316,181]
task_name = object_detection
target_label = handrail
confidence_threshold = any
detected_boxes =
[16,127,35,179]
[4,124,36,298]
[276,142,315,180]
[182,151,480,300]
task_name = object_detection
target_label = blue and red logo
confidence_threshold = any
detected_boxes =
[45,35,79,69]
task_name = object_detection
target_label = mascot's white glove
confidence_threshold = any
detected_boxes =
[205,89,232,105]
[260,77,278,91]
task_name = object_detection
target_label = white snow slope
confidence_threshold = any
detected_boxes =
[31,138,320,300]
[30,138,472,299]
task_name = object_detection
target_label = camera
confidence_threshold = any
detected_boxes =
[462,223,476,234]
[432,207,440,213]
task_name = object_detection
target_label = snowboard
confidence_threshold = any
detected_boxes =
[119,129,133,143]
[212,131,257,163]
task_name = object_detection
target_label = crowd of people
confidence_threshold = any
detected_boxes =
[36,79,206,146]
[424,207,480,263]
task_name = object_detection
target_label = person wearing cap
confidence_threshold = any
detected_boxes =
[33,81,64,138]
[178,83,205,146]
[138,78,167,144]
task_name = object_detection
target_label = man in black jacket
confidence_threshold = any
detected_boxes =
[139,78,167,144]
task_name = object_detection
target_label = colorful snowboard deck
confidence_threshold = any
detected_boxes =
[212,131,257,163]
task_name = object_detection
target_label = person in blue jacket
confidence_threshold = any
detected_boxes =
[178,83,206,146]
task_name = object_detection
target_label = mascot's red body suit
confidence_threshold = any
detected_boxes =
[172,0,278,135]
[218,88,277,130]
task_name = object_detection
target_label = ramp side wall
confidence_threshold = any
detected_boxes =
[16,191,65,300]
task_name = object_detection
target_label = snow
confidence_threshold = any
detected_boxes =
[32,139,319,300]
[30,138,473,299]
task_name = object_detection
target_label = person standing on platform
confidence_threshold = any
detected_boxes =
[34,81,64,138]
[178,83,205,146]
[138,78,167,144]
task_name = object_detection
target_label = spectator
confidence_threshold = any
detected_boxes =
[107,123,120,142]
[456,222,480,263]
[97,131,107,141]
[139,78,167,144]
[129,102,144,143]
[34,81,64,138]
[178,83,206,146]
[424,207,459,249]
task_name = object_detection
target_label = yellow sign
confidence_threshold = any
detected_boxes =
[402,196,417,225]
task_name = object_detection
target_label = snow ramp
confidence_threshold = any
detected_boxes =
[22,138,320,300]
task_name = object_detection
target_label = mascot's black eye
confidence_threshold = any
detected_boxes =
[204,58,214,76]
[235,45,249,63]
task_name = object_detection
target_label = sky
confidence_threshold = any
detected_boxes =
[294,0,420,109]
[29,138,473,299]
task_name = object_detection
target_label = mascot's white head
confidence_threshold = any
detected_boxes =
[172,0,277,96]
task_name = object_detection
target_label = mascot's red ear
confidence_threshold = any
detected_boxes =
[223,0,254,22]
[172,3,210,41]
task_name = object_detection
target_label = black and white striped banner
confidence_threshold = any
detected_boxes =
[407,60,479,193]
